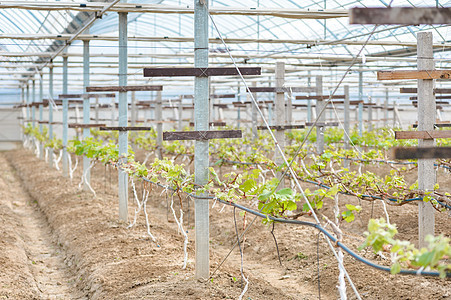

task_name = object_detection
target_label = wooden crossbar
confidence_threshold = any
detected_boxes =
[247,87,316,93]
[68,123,106,129]
[400,88,451,94]
[86,85,163,92]
[59,93,116,98]
[144,67,261,77]
[378,70,451,80]
[257,124,305,130]
[350,7,451,25]
[295,95,345,100]
[163,130,242,141]
[392,147,451,159]
[395,130,451,139]
[306,122,339,127]
[189,122,226,127]
[410,95,451,100]
[99,126,153,131]
[210,94,235,99]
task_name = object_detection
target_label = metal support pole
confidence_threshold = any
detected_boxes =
[275,61,285,186]
[131,91,136,126]
[316,76,325,154]
[417,32,435,248]
[344,85,350,169]
[194,0,209,280]
[26,83,30,123]
[48,66,54,168]
[32,80,36,127]
[384,89,389,127]
[156,91,163,159]
[178,97,183,130]
[237,85,241,128]
[118,10,129,222]
[307,71,312,123]
[39,74,44,160]
[251,82,258,141]
[83,40,91,190]
[62,55,69,177]
[368,96,373,132]
[358,69,363,136]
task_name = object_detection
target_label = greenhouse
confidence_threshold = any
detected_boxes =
[0,1,450,299]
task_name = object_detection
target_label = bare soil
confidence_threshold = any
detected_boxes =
[0,148,450,299]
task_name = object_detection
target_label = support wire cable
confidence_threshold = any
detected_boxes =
[208,12,362,300]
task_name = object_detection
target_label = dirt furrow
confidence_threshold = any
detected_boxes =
[0,153,86,299]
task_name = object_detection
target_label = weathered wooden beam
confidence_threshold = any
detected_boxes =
[295,95,345,100]
[59,93,116,98]
[163,130,242,141]
[392,147,451,159]
[350,7,451,25]
[68,123,106,128]
[412,101,448,106]
[395,130,451,139]
[400,88,451,94]
[99,126,153,131]
[410,95,451,100]
[189,121,226,127]
[378,70,451,80]
[143,67,261,77]
[412,123,451,128]
[306,122,339,127]
[257,124,305,130]
[210,94,235,99]
[86,85,163,92]
[247,86,316,93]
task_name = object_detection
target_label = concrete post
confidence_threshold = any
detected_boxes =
[368,96,373,132]
[156,91,163,159]
[251,82,258,141]
[417,32,435,248]
[48,66,54,168]
[344,85,350,169]
[32,80,36,127]
[83,40,91,190]
[275,62,285,186]
[358,69,363,136]
[62,55,69,177]
[178,97,183,130]
[384,89,389,127]
[194,0,209,280]
[316,76,325,154]
[131,91,136,126]
[118,10,129,222]
[39,74,44,160]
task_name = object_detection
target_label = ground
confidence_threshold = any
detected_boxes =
[0,148,449,299]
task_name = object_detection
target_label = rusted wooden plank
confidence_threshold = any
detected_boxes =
[257,124,305,130]
[400,88,451,94]
[68,123,106,128]
[189,122,226,127]
[210,94,235,99]
[392,147,451,159]
[378,70,451,80]
[99,126,153,131]
[247,87,316,93]
[59,93,116,98]
[410,95,451,100]
[295,95,345,100]
[394,130,451,139]
[412,101,449,106]
[305,122,339,127]
[350,7,451,25]
[86,85,163,92]
[143,67,261,77]
[163,130,242,141]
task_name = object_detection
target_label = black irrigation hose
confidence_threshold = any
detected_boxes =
[96,158,451,279]
[215,199,451,278]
